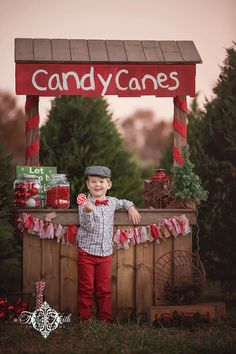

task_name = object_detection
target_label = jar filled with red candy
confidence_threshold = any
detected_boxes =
[13,175,41,208]
[46,174,70,208]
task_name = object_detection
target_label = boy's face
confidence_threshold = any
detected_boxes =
[86,176,112,200]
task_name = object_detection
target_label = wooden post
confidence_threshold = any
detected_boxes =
[173,95,187,166]
[25,95,40,166]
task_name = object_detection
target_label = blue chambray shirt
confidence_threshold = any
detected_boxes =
[76,194,134,256]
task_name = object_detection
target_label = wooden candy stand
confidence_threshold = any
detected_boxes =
[15,38,201,318]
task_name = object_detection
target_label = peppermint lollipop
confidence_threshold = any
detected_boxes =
[77,193,87,205]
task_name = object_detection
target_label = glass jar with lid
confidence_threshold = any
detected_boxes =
[46,174,70,208]
[13,174,41,208]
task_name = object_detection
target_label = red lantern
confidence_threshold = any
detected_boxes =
[151,168,170,191]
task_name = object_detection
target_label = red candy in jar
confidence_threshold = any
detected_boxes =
[46,174,70,208]
[13,175,41,208]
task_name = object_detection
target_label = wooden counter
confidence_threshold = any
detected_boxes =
[18,208,196,320]
[18,208,197,225]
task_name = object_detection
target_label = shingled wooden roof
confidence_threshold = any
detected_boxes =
[15,38,202,64]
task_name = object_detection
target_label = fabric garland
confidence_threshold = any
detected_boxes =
[17,213,191,249]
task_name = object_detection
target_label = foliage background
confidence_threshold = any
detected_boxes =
[0,45,235,298]
[39,96,144,207]
[161,44,236,294]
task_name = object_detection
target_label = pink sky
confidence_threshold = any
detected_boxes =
[1,0,235,124]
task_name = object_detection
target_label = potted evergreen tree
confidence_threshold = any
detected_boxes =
[169,145,208,209]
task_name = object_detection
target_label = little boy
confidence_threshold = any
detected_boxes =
[76,165,141,322]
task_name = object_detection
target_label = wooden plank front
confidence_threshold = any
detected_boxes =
[174,232,192,253]
[41,239,60,311]
[60,244,78,314]
[117,242,135,320]
[135,242,154,318]
[21,210,194,317]
[173,232,193,286]
[153,237,174,305]
[23,232,41,296]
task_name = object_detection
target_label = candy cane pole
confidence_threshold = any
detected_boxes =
[35,280,46,309]
[173,95,187,166]
[25,95,40,166]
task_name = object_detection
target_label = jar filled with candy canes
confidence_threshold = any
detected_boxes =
[13,175,41,208]
[46,174,70,208]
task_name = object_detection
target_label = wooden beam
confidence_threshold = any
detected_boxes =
[15,39,202,64]
[17,208,197,225]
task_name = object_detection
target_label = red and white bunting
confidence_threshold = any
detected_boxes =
[17,213,191,249]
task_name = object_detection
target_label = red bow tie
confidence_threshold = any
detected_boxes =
[95,199,109,206]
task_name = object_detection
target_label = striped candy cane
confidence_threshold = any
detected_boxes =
[173,96,187,165]
[25,95,40,165]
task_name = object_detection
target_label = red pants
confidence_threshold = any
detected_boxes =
[77,247,112,322]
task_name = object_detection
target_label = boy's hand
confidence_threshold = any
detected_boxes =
[128,206,141,224]
[77,193,93,213]
[84,200,94,213]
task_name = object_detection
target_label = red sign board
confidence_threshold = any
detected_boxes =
[16,63,196,97]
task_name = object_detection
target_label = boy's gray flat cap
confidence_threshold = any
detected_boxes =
[84,166,111,178]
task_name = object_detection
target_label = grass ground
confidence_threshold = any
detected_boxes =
[0,316,236,354]
[1,280,236,353]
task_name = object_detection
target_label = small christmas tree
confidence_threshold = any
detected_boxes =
[0,143,23,295]
[0,143,15,260]
[170,145,208,206]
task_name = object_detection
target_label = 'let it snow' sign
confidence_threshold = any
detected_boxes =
[16,63,196,97]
